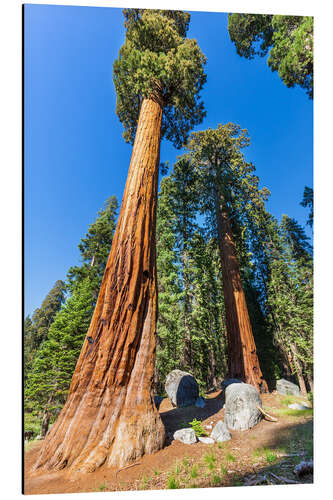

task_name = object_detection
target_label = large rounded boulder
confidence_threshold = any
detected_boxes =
[224,383,262,431]
[165,369,199,407]
[276,378,301,396]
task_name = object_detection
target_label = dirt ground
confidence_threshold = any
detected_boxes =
[24,391,313,494]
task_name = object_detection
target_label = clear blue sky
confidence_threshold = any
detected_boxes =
[24,4,313,316]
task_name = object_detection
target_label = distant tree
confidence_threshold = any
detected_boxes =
[266,215,313,395]
[24,280,66,383]
[155,176,182,392]
[281,214,312,262]
[25,279,94,437]
[189,233,227,390]
[67,196,118,300]
[300,186,313,228]
[35,9,206,473]
[30,280,66,349]
[24,316,35,382]
[228,14,313,98]
[184,123,269,392]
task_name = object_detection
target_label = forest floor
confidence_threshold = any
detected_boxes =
[24,391,313,494]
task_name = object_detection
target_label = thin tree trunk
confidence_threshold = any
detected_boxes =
[213,187,268,393]
[34,97,165,473]
[290,343,307,397]
[40,410,50,439]
[209,346,217,389]
[306,375,313,393]
[182,251,192,370]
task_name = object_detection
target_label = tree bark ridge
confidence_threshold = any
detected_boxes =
[34,98,165,473]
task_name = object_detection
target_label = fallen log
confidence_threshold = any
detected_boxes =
[256,406,278,422]
[269,472,300,484]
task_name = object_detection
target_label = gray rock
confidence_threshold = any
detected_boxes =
[224,383,262,431]
[195,396,205,408]
[276,378,301,396]
[294,459,313,477]
[288,403,309,411]
[173,428,197,445]
[165,369,199,407]
[198,437,215,444]
[154,395,163,410]
[221,378,244,391]
[210,420,231,442]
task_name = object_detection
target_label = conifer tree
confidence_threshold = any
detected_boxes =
[300,186,313,228]
[155,176,182,392]
[24,280,66,382]
[266,215,313,395]
[184,123,269,392]
[189,233,227,390]
[35,9,206,472]
[228,14,313,98]
[25,279,95,437]
[67,196,118,300]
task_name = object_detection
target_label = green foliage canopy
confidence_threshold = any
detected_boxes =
[228,14,313,98]
[113,9,207,147]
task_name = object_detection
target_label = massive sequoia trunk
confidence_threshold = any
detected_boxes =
[34,98,165,473]
[213,187,268,393]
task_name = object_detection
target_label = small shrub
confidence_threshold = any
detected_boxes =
[167,475,179,489]
[189,418,207,437]
[98,483,107,491]
[265,450,277,463]
[212,474,222,485]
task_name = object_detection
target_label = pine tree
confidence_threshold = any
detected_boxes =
[189,233,227,390]
[24,280,66,383]
[25,279,95,436]
[300,186,313,228]
[265,214,313,395]
[228,14,313,98]
[35,9,206,472]
[29,280,66,350]
[67,196,118,300]
[155,176,182,393]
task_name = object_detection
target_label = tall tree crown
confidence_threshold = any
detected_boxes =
[113,9,207,147]
[228,14,313,98]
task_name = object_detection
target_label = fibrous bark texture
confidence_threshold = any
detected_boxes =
[34,98,165,472]
[214,190,268,393]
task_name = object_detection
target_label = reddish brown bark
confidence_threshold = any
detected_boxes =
[214,188,268,393]
[34,98,165,473]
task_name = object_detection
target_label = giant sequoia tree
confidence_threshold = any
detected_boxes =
[185,123,269,392]
[34,9,206,472]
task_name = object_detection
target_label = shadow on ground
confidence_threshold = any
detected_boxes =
[160,392,225,444]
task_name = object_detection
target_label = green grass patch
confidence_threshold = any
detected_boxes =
[190,465,199,478]
[212,474,222,485]
[167,475,179,489]
[97,483,107,491]
[203,451,216,470]
[225,452,236,463]
[275,408,313,418]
